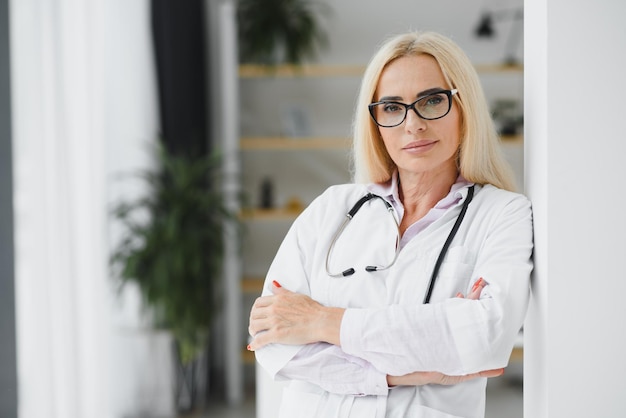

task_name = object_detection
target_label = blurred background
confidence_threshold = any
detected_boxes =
[1,0,524,417]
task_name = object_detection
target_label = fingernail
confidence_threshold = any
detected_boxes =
[247,344,253,351]
[272,280,282,288]
[456,292,464,298]
[472,278,484,291]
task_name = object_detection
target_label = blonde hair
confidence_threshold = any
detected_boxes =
[352,31,517,191]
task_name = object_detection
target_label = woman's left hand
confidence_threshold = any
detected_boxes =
[387,368,504,387]
[248,281,344,351]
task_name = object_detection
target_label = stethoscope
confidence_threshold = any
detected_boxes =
[325,185,475,304]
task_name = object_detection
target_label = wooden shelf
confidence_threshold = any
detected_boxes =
[241,276,265,294]
[509,346,524,362]
[239,64,364,78]
[239,63,523,79]
[501,134,523,143]
[241,135,519,150]
[474,63,524,73]
[240,208,302,221]
[240,136,350,150]
[242,347,256,365]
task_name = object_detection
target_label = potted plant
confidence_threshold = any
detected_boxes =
[237,0,331,65]
[110,144,239,408]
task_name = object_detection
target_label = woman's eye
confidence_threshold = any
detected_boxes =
[383,103,403,113]
[424,95,444,106]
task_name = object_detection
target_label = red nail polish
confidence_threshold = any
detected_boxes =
[247,344,252,351]
[272,280,282,288]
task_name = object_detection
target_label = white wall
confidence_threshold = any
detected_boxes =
[524,0,626,416]
[314,0,523,66]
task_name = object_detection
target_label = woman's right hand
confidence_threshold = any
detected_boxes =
[387,277,499,387]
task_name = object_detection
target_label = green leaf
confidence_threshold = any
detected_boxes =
[237,0,331,65]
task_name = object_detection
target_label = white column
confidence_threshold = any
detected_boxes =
[524,1,626,417]
[216,0,244,405]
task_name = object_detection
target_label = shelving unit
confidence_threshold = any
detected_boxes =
[238,145,350,297]
[237,64,359,310]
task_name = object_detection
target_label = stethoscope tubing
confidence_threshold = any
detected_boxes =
[325,193,401,277]
[324,185,475,304]
[422,185,474,304]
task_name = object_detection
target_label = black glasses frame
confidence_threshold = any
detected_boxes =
[368,89,458,128]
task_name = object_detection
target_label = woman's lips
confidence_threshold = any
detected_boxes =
[403,140,437,153]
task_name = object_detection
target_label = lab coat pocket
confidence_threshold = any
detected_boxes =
[279,384,326,418]
[434,246,475,299]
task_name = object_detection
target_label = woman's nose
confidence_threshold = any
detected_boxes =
[404,108,427,133]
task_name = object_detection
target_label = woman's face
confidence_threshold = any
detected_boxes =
[374,54,461,180]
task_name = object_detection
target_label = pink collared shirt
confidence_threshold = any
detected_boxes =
[367,173,474,248]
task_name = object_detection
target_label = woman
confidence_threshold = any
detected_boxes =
[248,31,533,418]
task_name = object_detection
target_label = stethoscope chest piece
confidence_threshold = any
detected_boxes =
[325,193,401,277]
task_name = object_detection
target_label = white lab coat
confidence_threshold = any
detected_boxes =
[255,183,533,418]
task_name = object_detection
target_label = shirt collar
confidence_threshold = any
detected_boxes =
[366,171,474,207]
[366,172,400,204]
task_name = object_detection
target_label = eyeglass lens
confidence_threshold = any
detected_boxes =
[370,91,452,127]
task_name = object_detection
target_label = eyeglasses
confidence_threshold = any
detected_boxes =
[368,89,458,128]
